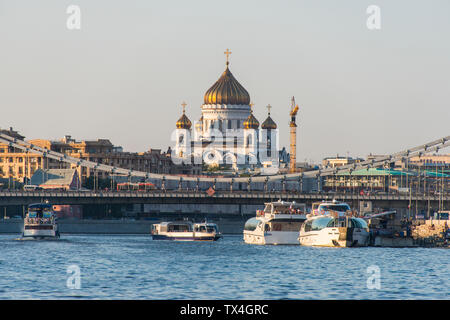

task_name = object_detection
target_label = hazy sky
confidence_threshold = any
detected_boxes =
[1,0,449,162]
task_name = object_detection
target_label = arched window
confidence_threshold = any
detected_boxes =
[246,134,252,147]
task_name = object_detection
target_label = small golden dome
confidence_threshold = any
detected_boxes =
[176,114,192,129]
[243,111,259,130]
[262,116,277,129]
[204,66,250,105]
[176,102,192,129]
[262,104,277,129]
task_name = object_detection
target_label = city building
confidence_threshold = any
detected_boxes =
[174,51,280,171]
[0,128,201,186]
[398,154,450,172]
[322,156,363,168]
[322,154,450,193]
[30,168,81,190]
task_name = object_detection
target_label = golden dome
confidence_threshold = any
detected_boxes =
[243,111,259,130]
[262,105,277,129]
[176,102,192,129]
[204,66,251,105]
[176,114,191,129]
[262,116,277,129]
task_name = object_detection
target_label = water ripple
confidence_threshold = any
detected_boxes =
[0,234,449,299]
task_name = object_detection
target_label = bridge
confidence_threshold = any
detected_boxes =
[0,190,447,207]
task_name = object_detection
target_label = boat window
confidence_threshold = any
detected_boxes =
[169,224,191,232]
[350,219,361,228]
[353,218,368,229]
[204,225,218,233]
[319,205,350,212]
[326,219,337,228]
[304,221,313,232]
[273,206,292,214]
[43,212,52,218]
[244,218,260,231]
[311,217,334,231]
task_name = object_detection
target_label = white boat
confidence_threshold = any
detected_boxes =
[298,200,369,247]
[22,203,60,239]
[151,220,222,241]
[243,200,307,245]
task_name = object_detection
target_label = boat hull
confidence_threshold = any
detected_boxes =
[244,231,300,245]
[23,227,59,239]
[299,227,369,247]
[152,232,221,241]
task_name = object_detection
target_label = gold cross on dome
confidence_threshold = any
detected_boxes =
[267,104,272,115]
[249,102,254,112]
[181,101,187,113]
[224,48,232,65]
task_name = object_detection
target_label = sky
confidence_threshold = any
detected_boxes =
[0,0,449,163]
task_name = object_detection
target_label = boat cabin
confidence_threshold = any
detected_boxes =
[260,201,306,216]
[303,216,368,232]
[312,201,351,215]
[194,223,218,233]
[27,203,54,219]
[160,221,193,233]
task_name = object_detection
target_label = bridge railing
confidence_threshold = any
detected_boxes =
[0,190,448,201]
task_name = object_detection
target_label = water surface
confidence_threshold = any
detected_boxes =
[0,234,448,299]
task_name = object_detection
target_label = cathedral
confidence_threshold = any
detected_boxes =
[174,50,279,171]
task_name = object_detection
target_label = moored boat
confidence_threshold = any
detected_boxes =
[22,203,60,239]
[151,220,222,241]
[243,200,307,245]
[298,200,369,247]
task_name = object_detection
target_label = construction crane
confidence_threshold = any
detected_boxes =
[289,96,299,173]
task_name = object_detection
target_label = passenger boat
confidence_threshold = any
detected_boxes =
[243,200,307,245]
[298,200,369,247]
[22,203,60,239]
[151,220,222,241]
